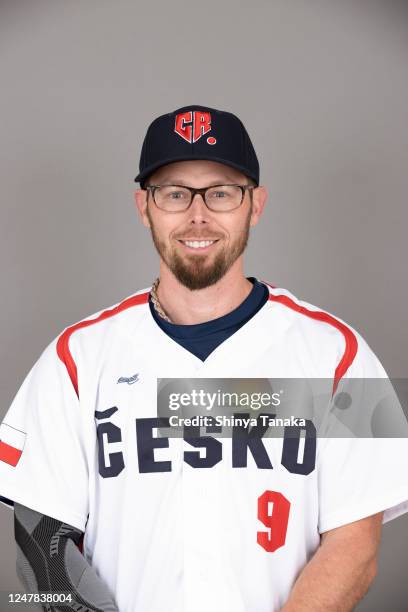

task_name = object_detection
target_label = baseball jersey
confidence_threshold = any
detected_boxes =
[1,281,407,612]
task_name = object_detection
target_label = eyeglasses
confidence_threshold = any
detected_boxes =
[145,184,255,212]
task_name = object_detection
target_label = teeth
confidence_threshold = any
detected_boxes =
[184,240,214,249]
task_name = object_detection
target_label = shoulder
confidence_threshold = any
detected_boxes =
[51,286,151,395]
[263,279,357,339]
[57,285,151,344]
[261,280,385,382]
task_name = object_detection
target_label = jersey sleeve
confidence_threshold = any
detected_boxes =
[317,331,408,534]
[0,336,89,532]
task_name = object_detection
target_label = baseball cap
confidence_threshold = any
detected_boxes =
[134,104,259,189]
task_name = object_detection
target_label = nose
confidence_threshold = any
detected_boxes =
[187,192,210,223]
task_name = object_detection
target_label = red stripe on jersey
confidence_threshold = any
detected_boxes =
[0,440,23,467]
[268,293,358,395]
[56,291,150,397]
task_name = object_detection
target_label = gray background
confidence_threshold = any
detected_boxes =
[0,0,407,609]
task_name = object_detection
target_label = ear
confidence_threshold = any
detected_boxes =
[249,185,268,227]
[134,189,151,228]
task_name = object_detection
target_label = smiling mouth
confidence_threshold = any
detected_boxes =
[177,239,220,250]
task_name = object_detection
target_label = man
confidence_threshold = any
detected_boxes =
[0,104,407,612]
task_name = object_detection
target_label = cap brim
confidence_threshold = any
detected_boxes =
[134,155,258,186]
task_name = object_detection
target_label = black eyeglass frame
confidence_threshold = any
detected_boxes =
[144,183,255,212]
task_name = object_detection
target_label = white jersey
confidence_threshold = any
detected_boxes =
[1,282,407,612]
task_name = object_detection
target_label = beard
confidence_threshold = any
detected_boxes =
[146,204,252,290]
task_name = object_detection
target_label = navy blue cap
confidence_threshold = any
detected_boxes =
[134,105,259,188]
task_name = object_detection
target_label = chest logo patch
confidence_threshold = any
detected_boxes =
[117,373,139,385]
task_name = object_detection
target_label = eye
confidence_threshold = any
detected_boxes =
[160,188,189,200]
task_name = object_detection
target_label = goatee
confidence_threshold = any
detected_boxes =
[146,205,252,290]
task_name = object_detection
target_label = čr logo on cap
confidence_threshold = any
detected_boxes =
[174,110,217,145]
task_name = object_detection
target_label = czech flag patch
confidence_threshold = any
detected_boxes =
[0,423,26,467]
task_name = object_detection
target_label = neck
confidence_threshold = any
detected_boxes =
[154,260,253,325]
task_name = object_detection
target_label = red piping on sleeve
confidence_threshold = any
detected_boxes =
[267,292,358,396]
[56,291,150,398]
